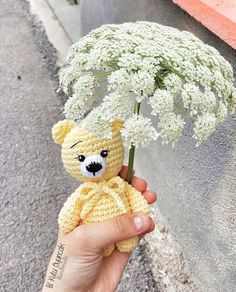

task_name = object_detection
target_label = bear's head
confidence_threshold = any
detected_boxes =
[52,120,124,182]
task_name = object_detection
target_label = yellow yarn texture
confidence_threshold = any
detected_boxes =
[52,120,150,256]
[52,120,75,145]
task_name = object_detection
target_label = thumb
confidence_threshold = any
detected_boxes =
[71,213,154,251]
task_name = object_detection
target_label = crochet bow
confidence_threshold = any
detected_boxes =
[78,176,128,219]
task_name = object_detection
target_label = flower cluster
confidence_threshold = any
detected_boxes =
[60,21,236,148]
[158,113,185,146]
[193,113,217,146]
[121,115,159,148]
[149,89,174,115]
[81,92,133,138]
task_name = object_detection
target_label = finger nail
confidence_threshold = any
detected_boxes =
[133,216,144,231]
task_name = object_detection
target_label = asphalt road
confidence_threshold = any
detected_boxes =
[0,0,77,290]
[0,1,159,291]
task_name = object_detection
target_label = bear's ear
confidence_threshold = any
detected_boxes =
[52,120,76,145]
[111,119,124,132]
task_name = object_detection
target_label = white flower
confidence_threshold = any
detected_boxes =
[179,61,197,83]
[131,70,155,102]
[81,92,133,138]
[82,107,112,139]
[139,57,161,73]
[69,52,90,70]
[66,37,96,63]
[86,39,124,70]
[163,73,183,95]
[121,114,159,148]
[61,21,235,148]
[216,101,228,124]
[64,73,98,122]
[64,95,86,122]
[158,113,185,146]
[73,72,96,99]
[101,92,133,121]
[59,66,81,94]
[182,83,201,116]
[108,69,131,93]
[213,70,231,98]
[200,91,217,113]
[150,89,174,115]
[118,53,143,72]
[193,113,217,145]
[195,65,213,90]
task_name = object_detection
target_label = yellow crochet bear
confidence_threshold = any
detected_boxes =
[52,119,150,256]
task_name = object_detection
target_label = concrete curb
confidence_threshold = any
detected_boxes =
[29,0,72,66]
[46,0,81,43]
[29,0,81,65]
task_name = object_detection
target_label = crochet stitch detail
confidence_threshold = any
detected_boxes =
[54,120,150,255]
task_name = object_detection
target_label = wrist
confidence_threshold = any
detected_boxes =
[42,287,79,292]
[42,243,74,292]
[42,276,81,292]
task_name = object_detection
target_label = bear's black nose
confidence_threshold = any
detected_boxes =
[86,162,103,176]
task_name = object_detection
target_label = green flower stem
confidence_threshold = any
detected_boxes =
[96,89,108,97]
[126,101,141,184]
[95,78,108,84]
[94,71,113,78]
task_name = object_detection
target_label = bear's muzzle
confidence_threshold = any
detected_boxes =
[86,162,103,176]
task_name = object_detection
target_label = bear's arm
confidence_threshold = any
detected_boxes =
[58,189,83,234]
[125,184,150,214]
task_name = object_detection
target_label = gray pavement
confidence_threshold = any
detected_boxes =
[0,1,159,291]
[0,0,75,291]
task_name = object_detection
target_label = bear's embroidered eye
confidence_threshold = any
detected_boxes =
[100,150,109,158]
[77,155,85,162]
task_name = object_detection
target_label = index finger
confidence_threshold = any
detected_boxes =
[119,165,135,180]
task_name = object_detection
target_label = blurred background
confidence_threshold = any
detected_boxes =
[0,0,235,291]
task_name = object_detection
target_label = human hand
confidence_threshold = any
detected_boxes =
[42,166,157,292]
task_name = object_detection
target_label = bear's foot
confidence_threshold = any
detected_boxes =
[116,236,138,253]
[102,244,115,257]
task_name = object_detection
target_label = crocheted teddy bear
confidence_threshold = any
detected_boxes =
[52,119,150,256]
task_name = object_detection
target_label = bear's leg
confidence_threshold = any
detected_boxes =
[116,236,138,253]
[102,244,115,257]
